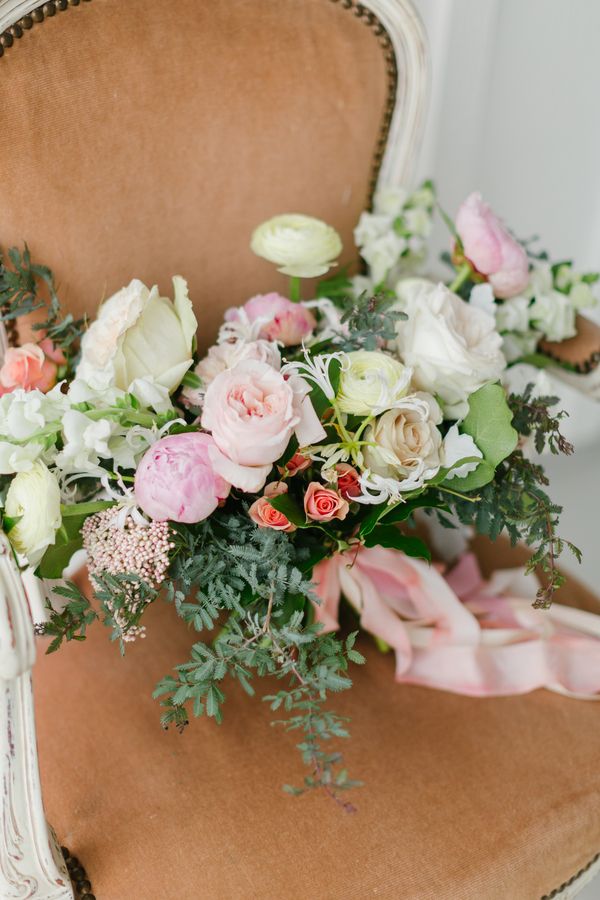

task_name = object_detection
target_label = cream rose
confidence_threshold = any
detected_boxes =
[201,359,326,492]
[250,214,342,278]
[363,393,443,485]
[337,350,410,416]
[392,279,506,419]
[77,277,197,394]
[5,461,62,566]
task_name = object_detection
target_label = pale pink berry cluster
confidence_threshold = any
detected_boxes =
[82,510,174,642]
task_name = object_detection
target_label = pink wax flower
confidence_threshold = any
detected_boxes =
[280,451,311,477]
[0,341,61,395]
[304,482,349,523]
[455,192,529,299]
[335,463,362,499]
[226,293,316,346]
[249,482,296,533]
[134,432,231,523]
[201,359,326,493]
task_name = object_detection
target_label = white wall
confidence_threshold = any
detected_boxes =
[412,0,600,593]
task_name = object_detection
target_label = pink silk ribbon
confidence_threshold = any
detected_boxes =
[312,548,600,699]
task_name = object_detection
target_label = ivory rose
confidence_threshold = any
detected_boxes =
[134,432,230,523]
[77,277,197,393]
[0,342,60,395]
[182,338,281,406]
[249,482,296,533]
[304,482,349,523]
[201,359,326,493]
[364,393,442,484]
[337,350,409,416]
[225,294,316,346]
[251,214,342,278]
[392,279,506,419]
[5,461,62,565]
[455,192,529,299]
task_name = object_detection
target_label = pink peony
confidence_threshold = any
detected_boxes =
[455,192,529,299]
[226,293,316,346]
[249,482,296,533]
[0,342,60,395]
[134,432,230,523]
[304,482,349,522]
[201,359,326,493]
[335,463,362,499]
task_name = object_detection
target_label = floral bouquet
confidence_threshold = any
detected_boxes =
[0,184,597,807]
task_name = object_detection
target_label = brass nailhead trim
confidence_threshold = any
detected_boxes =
[541,851,600,899]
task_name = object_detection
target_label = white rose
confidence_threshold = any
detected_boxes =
[337,350,410,416]
[250,214,342,278]
[360,232,406,285]
[5,462,62,566]
[529,290,576,341]
[77,276,197,393]
[442,425,483,480]
[363,392,442,485]
[392,279,506,419]
[495,295,531,333]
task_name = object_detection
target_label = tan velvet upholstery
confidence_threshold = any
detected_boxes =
[0,1,598,897]
[33,539,600,900]
[0,0,388,348]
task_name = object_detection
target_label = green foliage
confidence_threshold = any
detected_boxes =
[508,383,574,456]
[335,292,406,352]
[40,582,98,653]
[363,526,431,561]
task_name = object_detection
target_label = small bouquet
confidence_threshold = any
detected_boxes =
[0,186,592,806]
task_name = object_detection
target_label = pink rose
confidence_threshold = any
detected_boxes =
[304,482,349,523]
[249,481,296,533]
[0,342,59,395]
[455,192,529,299]
[201,359,326,493]
[279,451,311,477]
[134,432,231,523]
[38,338,67,366]
[226,293,316,346]
[182,338,281,407]
[335,463,362,499]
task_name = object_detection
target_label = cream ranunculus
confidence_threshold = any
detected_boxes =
[76,277,197,394]
[392,279,506,419]
[337,350,410,416]
[5,461,62,566]
[363,393,443,486]
[250,214,342,278]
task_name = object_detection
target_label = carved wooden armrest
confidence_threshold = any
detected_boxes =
[540,314,600,398]
[0,534,73,899]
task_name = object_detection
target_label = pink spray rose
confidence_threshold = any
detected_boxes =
[0,341,62,395]
[225,293,316,346]
[334,463,362,500]
[304,482,349,523]
[249,482,296,533]
[134,432,231,523]
[455,192,529,299]
[201,359,326,493]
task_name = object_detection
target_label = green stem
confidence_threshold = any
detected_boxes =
[289,276,302,303]
[437,485,481,503]
[85,407,157,428]
[449,262,472,294]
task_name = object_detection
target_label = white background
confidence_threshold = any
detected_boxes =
[413,0,600,596]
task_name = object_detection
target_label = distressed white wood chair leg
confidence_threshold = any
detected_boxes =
[0,535,73,899]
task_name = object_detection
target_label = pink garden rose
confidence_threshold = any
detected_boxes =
[134,432,230,523]
[226,293,316,346]
[249,482,296,533]
[334,463,362,500]
[455,192,529,299]
[182,338,281,406]
[304,482,349,523]
[201,359,326,493]
[0,341,62,395]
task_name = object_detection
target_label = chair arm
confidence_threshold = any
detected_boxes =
[540,314,600,398]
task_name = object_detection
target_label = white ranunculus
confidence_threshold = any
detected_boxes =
[77,276,197,393]
[442,425,483,480]
[5,461,62,566]
[337,350,410,416]
[529,290,576,342]
[363,392,443,485]
[250,214,342,278]
[495,295,531,333]
[360,232,406,285]
[392,279,506,419]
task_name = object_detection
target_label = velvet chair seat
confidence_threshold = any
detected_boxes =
[33,540,600,900]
